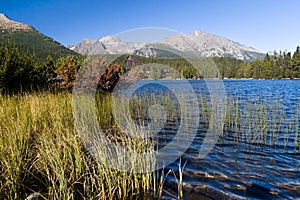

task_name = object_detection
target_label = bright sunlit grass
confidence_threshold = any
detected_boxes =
[0,92,153,199]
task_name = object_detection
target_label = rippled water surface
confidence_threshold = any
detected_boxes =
[133,80,300,199]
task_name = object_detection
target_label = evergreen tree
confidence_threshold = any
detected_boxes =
[262,53,273,79]
[0,41,37,93]
[292,46,300,78]
[283,52,293,78]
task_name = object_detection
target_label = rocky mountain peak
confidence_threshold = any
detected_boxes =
[98,34,121,43]
[191,29,207,37]
[0,13,32,32]
[0,14,8,20]
[82,38,96,44]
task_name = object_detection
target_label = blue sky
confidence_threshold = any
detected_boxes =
[0,0,299,53]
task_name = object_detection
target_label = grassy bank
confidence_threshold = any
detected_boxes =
[0,92,153,199]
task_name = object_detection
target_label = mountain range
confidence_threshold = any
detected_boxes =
[69,30,265,61]
[0,13,264,61]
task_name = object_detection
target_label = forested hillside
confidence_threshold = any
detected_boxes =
[0,14,78,61]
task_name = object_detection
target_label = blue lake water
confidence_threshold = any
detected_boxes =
[130,80,300,199]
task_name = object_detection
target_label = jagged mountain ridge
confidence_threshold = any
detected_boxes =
[69,35,146,55]
[0,14,78,61]
[161,30,263,60]
[69,30,264,61]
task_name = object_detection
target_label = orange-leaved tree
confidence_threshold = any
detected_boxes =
[55,56,121,92]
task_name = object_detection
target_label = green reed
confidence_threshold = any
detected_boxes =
[128,92,299,149]
[214,95,299,148]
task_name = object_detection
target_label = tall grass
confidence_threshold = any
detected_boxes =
[128,92,300,149]
[0,92,153,199]
[214,95,299,148]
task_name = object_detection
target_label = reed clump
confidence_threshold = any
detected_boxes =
[204,95,300,148]
[129,92,300,149]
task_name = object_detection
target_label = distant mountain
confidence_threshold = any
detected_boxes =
[161,30,264,61]
[0,14,78,61]
[69,30,264,61]
[69,35,146,55]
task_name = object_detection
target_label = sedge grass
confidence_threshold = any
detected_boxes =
[0,92,154,199]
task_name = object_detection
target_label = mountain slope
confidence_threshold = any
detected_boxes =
[69,34,146,55]
[70,30,264,61]
[0,14,78,61]
[161,30,264,61]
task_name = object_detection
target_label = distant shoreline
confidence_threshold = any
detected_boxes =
[139,78,300,81]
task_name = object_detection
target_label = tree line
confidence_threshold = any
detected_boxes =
[0,41,83,93]
[236,48,300,79]
[0,41,121,93]
[121,48,300,79]
[0,41,299,93]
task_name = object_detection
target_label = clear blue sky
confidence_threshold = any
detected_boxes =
[0,0,299,53]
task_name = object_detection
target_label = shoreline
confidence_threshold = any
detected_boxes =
[139,78,300,81]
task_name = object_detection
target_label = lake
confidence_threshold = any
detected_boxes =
[129,80,300,199]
